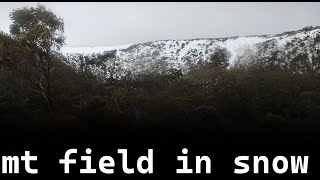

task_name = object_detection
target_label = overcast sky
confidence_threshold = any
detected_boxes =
[1,2,320,47]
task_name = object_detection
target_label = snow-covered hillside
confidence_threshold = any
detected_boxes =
[60,26,320,79]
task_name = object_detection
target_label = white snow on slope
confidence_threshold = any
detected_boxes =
[59,26,320,79]
[60,36,272,67]
[218,36,270,65]
[61,43,134,55]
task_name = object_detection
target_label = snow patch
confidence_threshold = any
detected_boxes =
[60,43,134,55]
[219,36,270,66]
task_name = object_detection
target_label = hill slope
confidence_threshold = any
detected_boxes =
[61,26,320,79]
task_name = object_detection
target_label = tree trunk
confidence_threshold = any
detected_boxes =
[45,51,55,114]
[36,78,54,114]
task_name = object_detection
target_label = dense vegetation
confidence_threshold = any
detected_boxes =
[1,5,320,140]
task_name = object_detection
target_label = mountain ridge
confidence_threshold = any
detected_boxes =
[60,26,320,79]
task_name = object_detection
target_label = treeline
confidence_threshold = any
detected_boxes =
[1,43,320,137]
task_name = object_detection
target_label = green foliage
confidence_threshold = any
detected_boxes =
[207,47,230,69]
[9,4,65,50]
[2,4,66,113]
